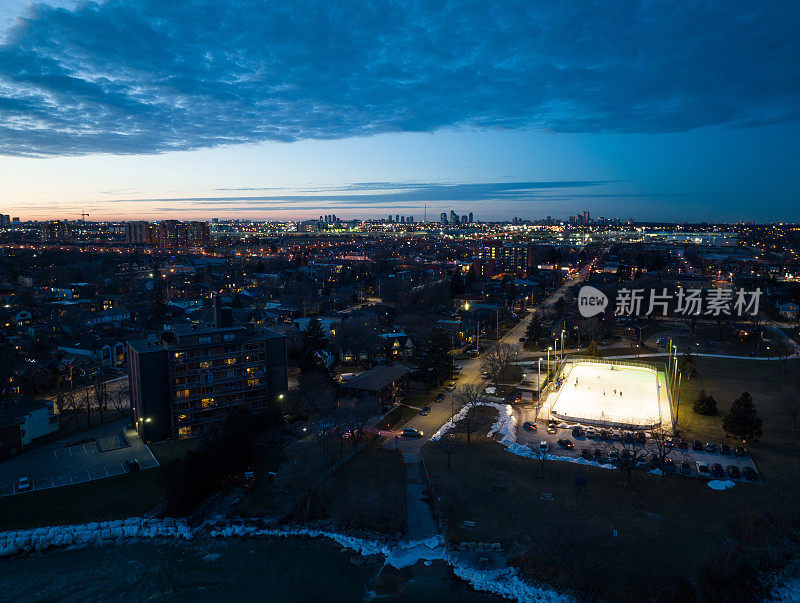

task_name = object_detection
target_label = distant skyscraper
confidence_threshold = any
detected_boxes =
[40,220,72,243]
[407,216,413,223]
[468,212,473,223]
[440,212,448,225]
[450,210,459,225]
[461,215,467,224]
[395,214,400,223]
[388,214,393,222]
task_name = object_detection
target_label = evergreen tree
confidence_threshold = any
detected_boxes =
[693,389,718,415]
[723,392,763,442]
[303,316,329,352]
[524,312,543,348]
[586,340,601,358]
[411,327,455,387]
[449,273,466,297]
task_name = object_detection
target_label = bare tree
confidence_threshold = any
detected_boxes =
[527,442,548,478]
[436,433,460,469]
[108,381,131,418]
[92,373,108,423]
[342,394,381,449]
[454,385,486,445]
[774,340,793,374]
[603,434,651,487]
[482,342,515,385]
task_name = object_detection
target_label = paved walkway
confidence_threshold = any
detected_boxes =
[401,451,439,541]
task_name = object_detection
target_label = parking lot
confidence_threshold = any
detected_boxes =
[513,404,762,484]
[0,418,158,496]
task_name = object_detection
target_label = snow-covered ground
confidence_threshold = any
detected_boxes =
[550,362,661,428]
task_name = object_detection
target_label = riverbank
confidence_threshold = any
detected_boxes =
[0,517,567,602]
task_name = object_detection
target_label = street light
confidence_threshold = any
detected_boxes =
[561,329,566,360]
[547,346,552,375]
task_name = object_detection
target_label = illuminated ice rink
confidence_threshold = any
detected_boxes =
[550,361,662,428]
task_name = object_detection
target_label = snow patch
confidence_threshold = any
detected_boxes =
[707,480,736,491]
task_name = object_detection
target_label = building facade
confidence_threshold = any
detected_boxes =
[128,323,287,441]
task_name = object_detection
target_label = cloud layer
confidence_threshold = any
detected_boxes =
[0,0,798,156]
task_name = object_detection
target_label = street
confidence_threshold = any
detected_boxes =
[385,269,586,457]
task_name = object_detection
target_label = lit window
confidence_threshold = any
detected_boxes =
[178,426,192,437]
[247,378,260,387]
[199,336,212,344]
[177,414,189,422]
[225,358,237,365]
[201,397,215,408]
[176,389,190,398]
[200,361,212,369]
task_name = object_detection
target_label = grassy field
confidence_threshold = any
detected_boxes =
[0,438,196,531]
[675,356,800,483]
[320,447,406,534]
[423,364,800,601]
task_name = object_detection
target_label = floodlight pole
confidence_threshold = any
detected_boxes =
[538,358,542,399]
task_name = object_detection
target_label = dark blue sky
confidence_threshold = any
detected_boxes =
[0,0,798,221]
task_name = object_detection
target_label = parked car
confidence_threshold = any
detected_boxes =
[743,466,759,481]
[711,463,725,478]
[586,428,596,439]
[696,461,710,476]
[705,442,717,453]
[609,451,618,462]
[419,406,431,416]
[125,458,140,473]
[17,477,31,492]
[523,421,537,431]
[622,432,634,444]
[726,465,741,479]
[519,337,526,342]
[402,428,424,438]
[599,429,611,440]
[538,441,548,451]
[547,425,557,434]
[664,458,676,473]
[572,426,584,438]
[677,438,688,450]
[593,449,604,462]
[664,437,674,449]
[557,438,574,450]
[734,446,747,457]
[581,449,592,460]
[720,444,731,455]
[636,432,646,445]
[693,440,704,451]
[446,381,457,391]
[435,393,445,402]
[611,431,622,441]
[680,461,692,475]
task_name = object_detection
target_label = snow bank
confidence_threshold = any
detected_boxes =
[707,480,736,491]
[432,401,512,443]
[208,524,566,601]
[0,518,192,558]
[449,560,570,603]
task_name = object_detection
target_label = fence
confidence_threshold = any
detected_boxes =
[549,356,665,431]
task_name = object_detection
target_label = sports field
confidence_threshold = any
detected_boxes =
[550,361,662,429]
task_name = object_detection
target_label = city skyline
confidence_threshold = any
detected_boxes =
[0,1,798,222]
